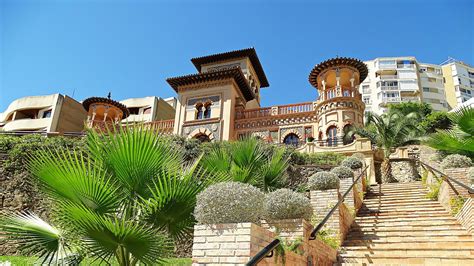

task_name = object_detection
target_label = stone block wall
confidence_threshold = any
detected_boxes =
[390,159,419,183]
[456,197,474,235]
[444,168,471,197]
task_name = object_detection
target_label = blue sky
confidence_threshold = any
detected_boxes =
[1,0,473,110]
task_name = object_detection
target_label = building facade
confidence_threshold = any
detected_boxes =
[441,58,474,109]
[120,96,175,124]
[360,57,448,115]
[0,94,87,133]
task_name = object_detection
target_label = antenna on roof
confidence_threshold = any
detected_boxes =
[72,88,75,98]
[107,92,111,99]
[440,57,458,65]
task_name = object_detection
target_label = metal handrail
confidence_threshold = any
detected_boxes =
[246,165,369,265]
[309,165,369,240]
[418,160,473,194]
[245,239,280,266]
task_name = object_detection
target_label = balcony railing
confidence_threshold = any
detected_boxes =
[378,75,398,80]
[382,97,401,103]
[235,102,314,120]
[277,102,314,115]
[380,85,399,91]
[401,97,419,101]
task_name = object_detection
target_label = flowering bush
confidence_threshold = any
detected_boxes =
[194,182,264,224]
[441,154,473,169]
[330,166,354,180]
[307,172,339,190]
[263,189,313,221]
[341,157,363,170]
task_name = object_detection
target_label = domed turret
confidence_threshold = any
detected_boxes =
[82,93,129,129]
[309,57,368,146]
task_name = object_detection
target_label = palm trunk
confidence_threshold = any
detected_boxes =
[381,157,392,183]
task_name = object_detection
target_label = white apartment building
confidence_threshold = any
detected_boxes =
[119,96,175,124]
[441,58,474,109]
[360,57,448,115]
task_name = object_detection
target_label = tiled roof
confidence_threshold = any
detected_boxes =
[167,67,256,101]
[309,57,368,89]
[190,47,269,88]
[82,97,130,119]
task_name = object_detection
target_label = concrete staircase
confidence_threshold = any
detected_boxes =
[337,181,474,265]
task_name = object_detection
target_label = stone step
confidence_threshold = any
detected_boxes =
[356,210,450,217]
[340,247,474,256]
[364,195,430,201]
[348,226,467,233]
[341,241,474,249]
[357,206,447,213]
[344,234,473,241]
[351,222,463,229]
[354,216,458,224]
[337,255,474,265]
[362,200,438,206]
[365,192,428,198]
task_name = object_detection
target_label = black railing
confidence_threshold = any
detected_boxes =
[246,165,369,265]
[418,160,473,194]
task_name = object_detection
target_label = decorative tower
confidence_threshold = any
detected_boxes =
[309,57,368,146]
[82,93,130,130]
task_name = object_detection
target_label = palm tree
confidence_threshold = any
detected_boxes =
[425,107,474,159]
[356,111,421,183]
[200,138,289,192]
[0,126,223,265]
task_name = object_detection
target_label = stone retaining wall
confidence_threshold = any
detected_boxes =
[390,158,419,183]
[309,189,340,233]
[456,197,474,235]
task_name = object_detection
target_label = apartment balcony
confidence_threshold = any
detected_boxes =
[397,64,415,69]
[377,75,398,80]
[2,118,51,131]
[401,96,419,102]
[379,85,399,91]
[235,102,314,120]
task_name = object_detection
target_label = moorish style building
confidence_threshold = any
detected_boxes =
[167,48,367,149]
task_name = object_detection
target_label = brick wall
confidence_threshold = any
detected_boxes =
[310,189,340,233]
[340,178,354,210]
[192,221,337,265]
[338,202,354,242]
[456,197,474,235]
[444,168,471,198]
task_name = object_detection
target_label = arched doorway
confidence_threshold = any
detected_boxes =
[283,133,300,146]
[326,126,337,146]
[194,133,211,143]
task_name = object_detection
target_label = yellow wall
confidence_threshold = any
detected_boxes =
[442,64,457,109]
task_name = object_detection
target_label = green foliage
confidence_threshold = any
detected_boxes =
[1,127,221,265]
[450,196,466,215]
[426,179,442,200]
[200,138,289,192]
[421,169,429,187]
[0,134,85,173]
[425,107,474,158]
[330,166,354,179]
[441,154,473,169]
[194,182,264,224]
[341,157,363,170]
[0,256,192,265]
[421,111,452,133]
[316,228,340,249]
[274,237,303,264]
[388,102,432,120]
[307,172,339,190]
[289,151,345,166]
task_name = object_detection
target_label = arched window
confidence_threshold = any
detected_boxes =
[195,103,204,120]
[343,90,351,97]
[203,103,211,119]
[194,133,210,142]
[283,133,299,146]
[326,126,338,146]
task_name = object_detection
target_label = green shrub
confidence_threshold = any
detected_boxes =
[307,172,339,190]
[263,189,312,221]
[316,228,340,249]
[421,169,429,187]
[289,151,345,166]
[450,196,466,215]
[330,166,354,180]
[194,182,264,224]
[441,154,473,169]
[341,157,363,170]
[426,179,442,200]
[351,153,365,161]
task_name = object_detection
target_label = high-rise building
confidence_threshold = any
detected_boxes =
[441,58,474,109]
[360,57,448,115]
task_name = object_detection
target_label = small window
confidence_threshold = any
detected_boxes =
[129,108,140,115]
[195,104,204,120]
[203,103,211,119]
[42,110,52,118]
